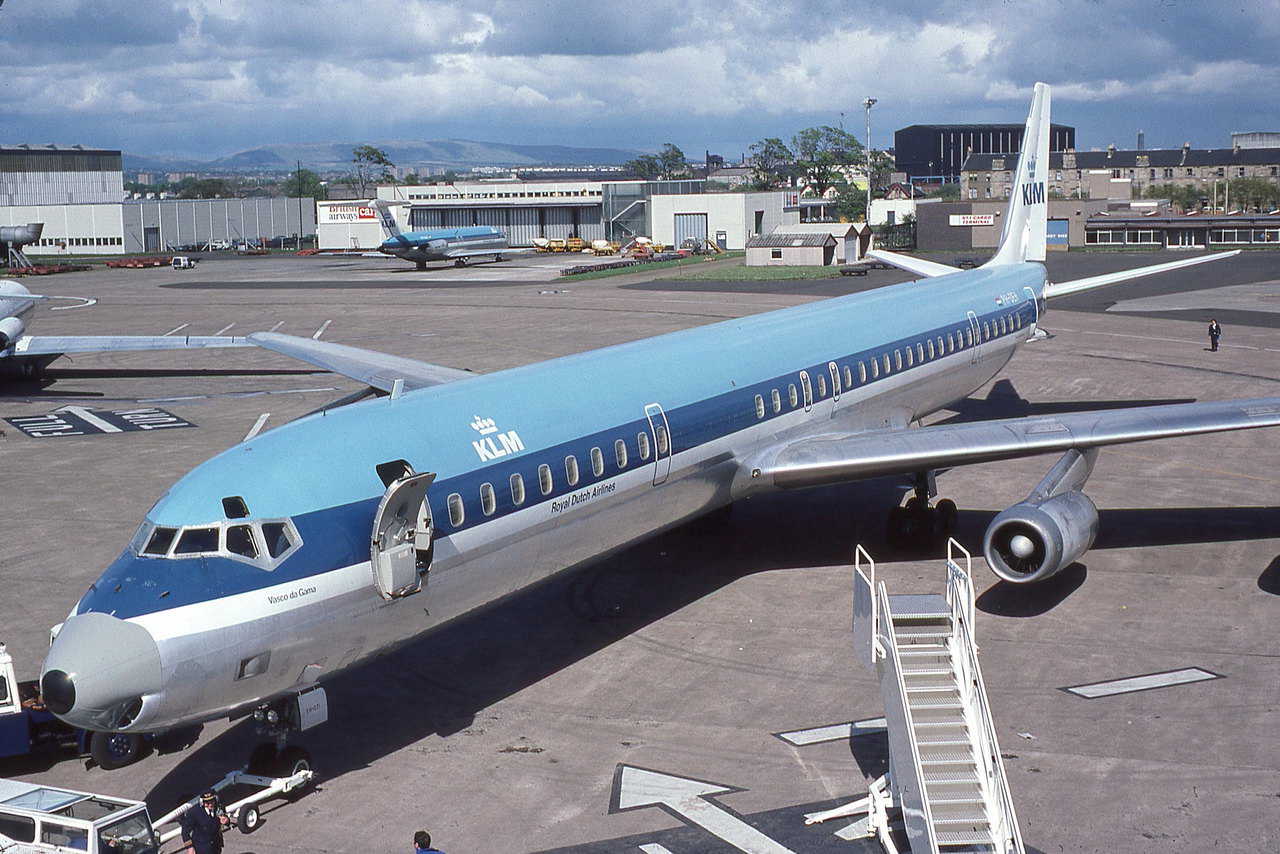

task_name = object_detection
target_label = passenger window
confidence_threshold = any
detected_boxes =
[1015,314,1022,329]
[800,372,813,406]
[638,432,651,460]
[816,374,826,397]
[859,362,867,383]
[983,321,990,341]
[999,317,1007,335]
[40,823,87,850]
[614,439,628,468]
[788,384,798,407]
[144,526,178,556]
[0,814,34,843]
[927,339,935,359]
[447,494,465,527]
[591,447,604,477]
[917,343,924,362]
[905,348,914,367]
[539,463,554,494]
[966,328,974,346]
[261,522,293,557]
[175,527,218,555]
[883,353,891,373]
[565,455,579,486]
[894,350,902,371]
[771,389,781,413]
[842,365,852,388]
[510,473,525,505]
[871,358,879,379]
[226,525,257,558]
[656,425,670,455]
[754,394,765,419]
[948,333,955,352]
[937,335,944,353]
[480,483,496,516]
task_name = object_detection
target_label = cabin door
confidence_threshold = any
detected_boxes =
[1023,286,1039,332]
[370,471,435,600]
[644,402,672,486]
[966,311,982,366]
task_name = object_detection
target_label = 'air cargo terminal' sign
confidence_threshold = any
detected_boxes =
[949,214,995,226]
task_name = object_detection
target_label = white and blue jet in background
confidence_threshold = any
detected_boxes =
[39,84,1280,769]
[374,200,509,270]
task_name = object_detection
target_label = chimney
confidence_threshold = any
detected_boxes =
[1180,141,1190,166]
[1137,130,1145,151]
[1106,143,1116,159]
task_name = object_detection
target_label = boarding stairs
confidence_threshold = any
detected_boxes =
[807,540,1024,854]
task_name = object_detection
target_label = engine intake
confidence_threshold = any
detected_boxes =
[0,315,25,351]
[982,448,1100,583]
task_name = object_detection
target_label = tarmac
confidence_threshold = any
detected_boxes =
[1,249,1277,853]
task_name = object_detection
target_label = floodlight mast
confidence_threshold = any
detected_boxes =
[863,97,877,224]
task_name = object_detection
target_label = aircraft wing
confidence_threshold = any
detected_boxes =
[1045,250,1240,299]
[741,397,1280,491]
[865,249,961,278]
[246,332,474,393]
[10,334,251,357]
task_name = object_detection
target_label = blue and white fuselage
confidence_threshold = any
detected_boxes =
[43,263,1040,733]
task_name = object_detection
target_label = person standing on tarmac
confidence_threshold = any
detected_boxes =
[414,830,446,853]
[180,791,229,854]
[1208,318,1222,351]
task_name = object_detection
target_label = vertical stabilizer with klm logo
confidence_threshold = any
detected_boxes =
[988,82,1051,266]
[373,200,403,238]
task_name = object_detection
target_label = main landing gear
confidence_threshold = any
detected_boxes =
[885,471,958,549]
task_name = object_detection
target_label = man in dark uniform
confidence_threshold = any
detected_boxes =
[180,790,228,854]
[1208,318,1222,351]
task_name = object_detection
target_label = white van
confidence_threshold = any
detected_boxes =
[0,779,158,853]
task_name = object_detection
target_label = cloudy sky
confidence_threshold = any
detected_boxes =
[3,0,1278,160]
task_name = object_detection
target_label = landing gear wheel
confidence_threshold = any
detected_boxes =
[90,731,141,770]
[275,746,314,800]
[886,506,909,548]
[246,743,278,776]
[935,499,958,537]
[415,261,427,271]
[454,258,467,267]
[236,804,261,834]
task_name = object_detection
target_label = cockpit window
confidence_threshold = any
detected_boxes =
[226,525,258,558]
[144,527,178,556]
[175,527,219,554]
[261,522,293,559]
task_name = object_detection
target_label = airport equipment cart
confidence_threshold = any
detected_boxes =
[0,778,160,853]
[150,762,315,841]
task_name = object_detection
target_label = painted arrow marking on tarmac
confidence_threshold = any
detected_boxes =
[612,765,796,854]
[774,717,887,747]
[53,405,122,433]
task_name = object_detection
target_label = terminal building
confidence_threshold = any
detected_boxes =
[894,123,1075,181]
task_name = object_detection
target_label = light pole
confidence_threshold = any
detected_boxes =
[863,97,877,224]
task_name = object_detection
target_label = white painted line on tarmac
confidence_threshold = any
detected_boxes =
[1052,326,1265,351]
[775,717,886,746]
[312,319,332,339]
[216,323,236,335]
[52,405,122,433]
[269,320,286,332]
[244,412,270,441]
[162,323,190,336]
[1064,667,1220,699]
[638,844,676,853]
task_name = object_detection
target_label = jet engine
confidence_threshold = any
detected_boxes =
[982,448,1099,583]
[0,315,24,351]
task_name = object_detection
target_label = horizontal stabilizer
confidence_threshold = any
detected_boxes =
[247,332,473,393]
[1045,250,1240,300]
[12,334,251,357]
[743,397,1280,491]
[864,249,961,278]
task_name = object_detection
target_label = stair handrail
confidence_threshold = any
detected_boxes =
[854,543,881,662]
[877,581,941,854]
[946,552,1025,854]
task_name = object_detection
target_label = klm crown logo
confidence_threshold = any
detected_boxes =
[470,415,498,435]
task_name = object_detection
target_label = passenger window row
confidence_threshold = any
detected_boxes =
[445,430,655,528]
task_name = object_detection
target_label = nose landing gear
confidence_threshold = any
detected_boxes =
[245,688,325,779]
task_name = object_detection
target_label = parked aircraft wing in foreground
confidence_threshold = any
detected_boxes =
[865,249,961,278]
[246,331,474,393]
[740,397,1280,491]
[1044,250,1240,299]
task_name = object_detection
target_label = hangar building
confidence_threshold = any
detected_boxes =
[1,144,124,206]
[894,123,1075,181]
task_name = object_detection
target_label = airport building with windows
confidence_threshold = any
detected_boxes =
[894,123,1075,181]
[0,144,124,206]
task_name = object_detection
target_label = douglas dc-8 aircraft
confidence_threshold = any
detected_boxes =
[39,84,1280,770]
[0,280,248,379]
[374,200,509,270]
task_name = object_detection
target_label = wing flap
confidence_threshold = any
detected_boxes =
[746,397,1280,491]
[12,335,251,357]
[865,249,961,278]
[246,332,473,392]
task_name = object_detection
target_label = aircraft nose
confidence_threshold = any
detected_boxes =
[41,612,162,730]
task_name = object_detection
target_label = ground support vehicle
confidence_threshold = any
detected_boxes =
[0,778,159,853]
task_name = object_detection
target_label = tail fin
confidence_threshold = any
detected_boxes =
[988,82,1051,266]
[372,200,402,238]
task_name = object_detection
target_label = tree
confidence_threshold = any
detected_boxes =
[1143,182,1202,211]
[934,183,961,201]
[402,172,421,185]
[656,143,689,179]
[748,137,794,189]
[1226,177,1279,211]
[281,168,326,200]
[623,153,663,180]
[791,126,864,198]
[351,144,394,198]
[175,177,232,199]
[831,181,866,222]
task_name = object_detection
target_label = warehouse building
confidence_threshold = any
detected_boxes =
[4,197,315,255]
[648,191,796,250]
[357,179,705,250]
[0,144,124,206]
[960,144,1280,201]
[894,123,1075,181]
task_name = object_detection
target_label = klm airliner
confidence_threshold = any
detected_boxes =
[39,85,1279,770]
[373,200,509,270]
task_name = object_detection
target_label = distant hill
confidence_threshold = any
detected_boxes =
[125,139,641,174]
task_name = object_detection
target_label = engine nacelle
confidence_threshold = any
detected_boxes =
[0,315,25,351]
[983,490,1098,583]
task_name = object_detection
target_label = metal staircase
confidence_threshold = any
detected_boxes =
[806,540,1024,854]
